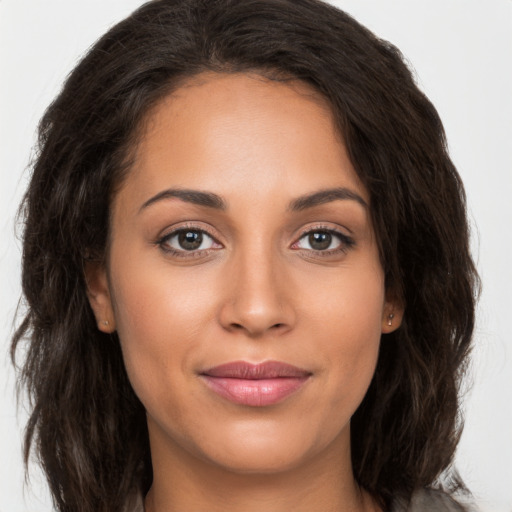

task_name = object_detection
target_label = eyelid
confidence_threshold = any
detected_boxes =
[294,223,352,241]
[157,221,219,240]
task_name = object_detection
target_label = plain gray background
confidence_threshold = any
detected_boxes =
[1,1,511,510]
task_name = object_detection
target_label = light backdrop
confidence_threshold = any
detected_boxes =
[1,1,511,510]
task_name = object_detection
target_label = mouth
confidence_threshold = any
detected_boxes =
[199,361,312,407]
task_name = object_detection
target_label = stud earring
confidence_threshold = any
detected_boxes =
[103,320,109,326]
[387,313,394,326]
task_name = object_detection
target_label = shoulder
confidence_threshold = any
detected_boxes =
[392,488,475,512]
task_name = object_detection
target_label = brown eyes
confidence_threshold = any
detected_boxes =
[157,227,354,258]
[296,231,340,251]
[174,230,212,251]
[290,228,355,255]
[157,228,220,256]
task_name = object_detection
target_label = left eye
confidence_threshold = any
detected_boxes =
[294,230,344,251]
[161,229,217,252]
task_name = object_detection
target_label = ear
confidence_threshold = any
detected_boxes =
[381,294,404,334]
[84,261,116,333]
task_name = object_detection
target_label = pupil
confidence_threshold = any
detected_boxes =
[178,230,202,250]
[309,231,331,250]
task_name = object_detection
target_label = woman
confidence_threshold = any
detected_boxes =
[11,0,479,511]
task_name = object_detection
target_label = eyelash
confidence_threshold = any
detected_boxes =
[156,224,355,259]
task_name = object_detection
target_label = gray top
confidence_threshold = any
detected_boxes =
[392,488,469,511]
[127,488,470,511]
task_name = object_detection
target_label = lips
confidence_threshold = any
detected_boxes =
[199,361,311,407]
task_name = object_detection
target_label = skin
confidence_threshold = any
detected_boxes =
[87,72,403,512]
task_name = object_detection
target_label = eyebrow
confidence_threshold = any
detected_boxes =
[289,187,367,211]
[139,186,367,213]
[139,188,227,212]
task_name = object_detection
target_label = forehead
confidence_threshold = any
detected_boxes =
[114,72,367,214]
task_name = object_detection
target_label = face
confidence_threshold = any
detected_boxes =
[87,72,402,476]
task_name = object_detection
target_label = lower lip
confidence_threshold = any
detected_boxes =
[200,376,309,406]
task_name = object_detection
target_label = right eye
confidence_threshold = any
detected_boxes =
[158,228,222,256]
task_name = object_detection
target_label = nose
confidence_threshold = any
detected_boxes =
[218,249,296,337]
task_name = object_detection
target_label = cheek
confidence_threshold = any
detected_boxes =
[107,253,216,407]
[110,242,217,340]
[304,260,384,406]
[305,255,385,344]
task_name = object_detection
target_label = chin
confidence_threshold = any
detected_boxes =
[205,443,312,475]
[194,418,348,476]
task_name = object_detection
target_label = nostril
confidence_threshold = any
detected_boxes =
[228,322,285,333]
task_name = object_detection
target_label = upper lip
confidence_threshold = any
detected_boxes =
[200,361,311,379]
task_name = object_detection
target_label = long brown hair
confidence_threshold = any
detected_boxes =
[12,1,479,510]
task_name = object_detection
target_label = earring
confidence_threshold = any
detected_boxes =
[103,320,109,326]
[387,313,394,326]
